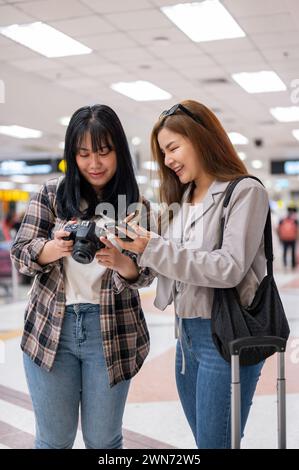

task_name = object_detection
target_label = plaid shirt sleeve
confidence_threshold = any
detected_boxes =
[10,181,59,277]
[112,250,156,293]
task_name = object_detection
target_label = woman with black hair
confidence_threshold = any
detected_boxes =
[11,104,153,449]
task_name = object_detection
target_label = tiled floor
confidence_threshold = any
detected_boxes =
[0,264,298,449]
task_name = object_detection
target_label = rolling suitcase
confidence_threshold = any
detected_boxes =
[229,336,287,449]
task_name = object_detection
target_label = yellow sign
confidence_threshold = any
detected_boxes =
[0,190,30,201]
[58,159,66,173]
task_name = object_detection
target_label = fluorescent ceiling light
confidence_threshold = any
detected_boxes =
[136,175,148,185]
[142,161,158,171]
[10,175,30,183]
[232,71,286,93]
[132,136,142,146]
[0,22,92,58]
[292,129,299,141]
[110,80,171,101]
[22,184,41,193]
[270,106,299,122]
[0,125,42,139]
[237,151,247,161]
[228,132,249,145]
[161,1,245,42]
[59,116,70,126]
[251,160,263,169]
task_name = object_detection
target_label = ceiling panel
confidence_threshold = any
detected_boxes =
[147,43,201,59]
[80,0,152,14]
[238,13,297,34]
[10,57,63,71]
[0,4,33,25]
[223,0,289,17]
[127,27,189,45]
[77,32,137,51]
[105,9,171,30]
[101,47,155,63]
[18,0,91,21]
[49,15,115,37]
[252,32,299,49]
[81,63,127,77]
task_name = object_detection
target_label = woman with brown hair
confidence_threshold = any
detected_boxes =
[116,100,269,449]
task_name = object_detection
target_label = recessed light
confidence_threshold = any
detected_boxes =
[251,160,263,169]
[142,161,158,171]
[270,106,299,122]
[161,1,245,42]
[232,71,286,93]
[0,22,92,58]
[0,125,42,139]
[111,80,171,101]
[228,132,249,145]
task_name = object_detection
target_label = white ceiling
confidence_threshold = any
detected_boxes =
[1,0,299,191]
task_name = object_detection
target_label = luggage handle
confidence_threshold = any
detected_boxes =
[230,336,287,449]
[229,336,287,356]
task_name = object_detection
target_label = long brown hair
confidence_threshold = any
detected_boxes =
[151,99,248,206]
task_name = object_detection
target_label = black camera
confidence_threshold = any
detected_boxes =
[63,221,106,264]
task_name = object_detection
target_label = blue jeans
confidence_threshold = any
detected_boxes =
[175,317,264,449]
[23,303,130,449]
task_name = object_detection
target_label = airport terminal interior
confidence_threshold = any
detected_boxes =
[0,0,299,449]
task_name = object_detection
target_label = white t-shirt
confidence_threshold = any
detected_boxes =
[63,215,121,305]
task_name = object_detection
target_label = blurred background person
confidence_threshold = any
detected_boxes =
[277,207,298,270]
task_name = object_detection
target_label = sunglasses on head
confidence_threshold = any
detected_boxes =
[159,104,204,126]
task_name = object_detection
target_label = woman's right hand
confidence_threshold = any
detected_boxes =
[51,228,74,259]
[38,224,75,265]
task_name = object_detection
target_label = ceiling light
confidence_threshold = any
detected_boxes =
[228,132,249,145]
[10,175,30,183]
[292,129,299,141]
[22,184,41,193]
[232,71,286,93]
[0,125,42,139]
[59,116,70,126]
[270,106,299,122]
[110,81,171,101]
[237,151,247,161]
[251,160,263,169]
[136,175,148,185]
[132,136,142,146]
[142,161,158,171]
[161,1,245,42]
[0,22,92,58]
[59,142,65,150]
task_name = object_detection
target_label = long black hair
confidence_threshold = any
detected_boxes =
[56,104,139,220]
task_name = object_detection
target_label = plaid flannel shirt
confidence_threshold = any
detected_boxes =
[10,177,155,387]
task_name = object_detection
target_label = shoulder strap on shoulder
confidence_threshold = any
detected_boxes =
[219,175,273,276]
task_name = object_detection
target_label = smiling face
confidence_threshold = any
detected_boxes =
[75,132,117,193]
[157,127,203,184]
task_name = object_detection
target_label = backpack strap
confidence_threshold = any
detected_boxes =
[219,175,273,277]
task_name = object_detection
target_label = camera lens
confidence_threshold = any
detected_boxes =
[72,240,97,264]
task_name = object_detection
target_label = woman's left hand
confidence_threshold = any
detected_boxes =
[113,220,152,255]
[96,237,139,281]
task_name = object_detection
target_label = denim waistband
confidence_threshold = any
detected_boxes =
[65,303,100,313]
